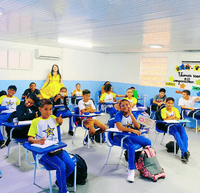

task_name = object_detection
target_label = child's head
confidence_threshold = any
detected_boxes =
[29,82,36,92]
[82,89,90,102]
[76,83,81,91]
[182,90,190,100]
[166,97,175,109]
[130,87,135,90]
[104,84,112,93]
[60,87,68,97]
[159,88,166,98]
[103,81,110,86]
[7,85,17,97]
[25,93,37,108]
[119,99,131,113]
[126,88,133,98]
[39,99,53,119]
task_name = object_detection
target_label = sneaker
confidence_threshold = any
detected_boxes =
[184,151,190,159]
[68,130,74,136]
[127,169,135,183]
[0,140,6,149]
[181,155,188,163]
[83,135,88,145]
[90,135,95,144]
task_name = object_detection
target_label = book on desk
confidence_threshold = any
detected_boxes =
[31,140,58,148]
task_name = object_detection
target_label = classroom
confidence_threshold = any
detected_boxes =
[0,1,200,193]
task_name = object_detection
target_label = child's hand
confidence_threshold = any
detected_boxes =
[133,130,141,136]
[39,137,46,145]
[56,114,63,125]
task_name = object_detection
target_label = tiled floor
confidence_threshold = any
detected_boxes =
[0,117,200,193]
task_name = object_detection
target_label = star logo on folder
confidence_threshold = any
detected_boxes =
[43,125,55,137]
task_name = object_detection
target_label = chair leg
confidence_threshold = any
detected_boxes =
[119,149,124,159]
[100,133,102,145]
[74,164,77,192]
[72,127,77,143]
[160,134,165,145]
[174,140,177,156]
[87,130,90,149]
[33,165,37,184]
[153,133,159,147]
[196,119,198,134]
[105,147,112,165]
[18,142,21,167]
[7,143,10,157]
[48,171,52,193]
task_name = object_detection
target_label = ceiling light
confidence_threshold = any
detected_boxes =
[148,44,163,48]
[58,38,92,48]
[0,8,5,15]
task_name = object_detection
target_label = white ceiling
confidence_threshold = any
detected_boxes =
[1,0,200,53]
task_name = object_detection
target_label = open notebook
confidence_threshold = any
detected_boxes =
[31,140,58,148]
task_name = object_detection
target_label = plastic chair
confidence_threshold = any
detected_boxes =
[23,126,77,193]
[3,122,30,167]
[153,112,177,155]
[72,106,103,148]
[150,98,157,119]
[105,118,142,165]
[181,108,200,134]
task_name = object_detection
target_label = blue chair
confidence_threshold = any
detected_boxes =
[23,126,77,193]
[181,108,200,134]
[3,121,31,167]
[72,106,104,148]
[105,118,142,165]
[150,98,157,119]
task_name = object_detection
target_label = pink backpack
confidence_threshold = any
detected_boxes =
[136,146,165,182]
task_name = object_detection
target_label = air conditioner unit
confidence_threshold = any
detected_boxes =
[35,49,62,60]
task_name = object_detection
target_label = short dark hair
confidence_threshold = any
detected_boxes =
[104,84,112,92]
[166,97,174,103]
[183,89,190,96]
[29,82,36,87]
[82,89,90,95]
[76,83,80,87]
[130,87,135,90]
[119,99,130,106]
[26,93,37,103]
[60,87,67,91]
[159,88,166,93]
[40,99,52,108]
[8,85,17,91]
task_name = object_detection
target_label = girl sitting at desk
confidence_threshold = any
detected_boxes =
[160,97,190,163]
[99,84,124,118]
[114,99,151,183]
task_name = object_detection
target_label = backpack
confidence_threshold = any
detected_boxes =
[67,154,87,186]
[94,132,106,143]
[156,105,168,132]
[136,146,165,182]
[166,141,179,154]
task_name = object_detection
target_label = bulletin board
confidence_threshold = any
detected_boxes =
[165,61,200,91]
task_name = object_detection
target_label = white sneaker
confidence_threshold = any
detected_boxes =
[127,169,135,183]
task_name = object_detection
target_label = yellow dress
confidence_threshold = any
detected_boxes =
[40,74,64,99]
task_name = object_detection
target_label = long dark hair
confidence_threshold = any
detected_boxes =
[51,64,61,82]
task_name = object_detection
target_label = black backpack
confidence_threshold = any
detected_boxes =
[67,154,87,186]
[94,133,106,143]
[166,141,179,154]
[156,105,168,132]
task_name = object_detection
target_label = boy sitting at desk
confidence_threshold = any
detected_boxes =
[53,87,73,135]
[0,85,20,148]
[22,82,41,99]
[152,88,167,111]
[114,99,151,183]
[78,89,108,145]
[28,99,75,193]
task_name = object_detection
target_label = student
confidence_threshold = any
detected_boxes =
[4,93,40,147]
[22,82,41,99]
[53,87,73,135]
[101,81,110,95]
[78,89,108,145]
[178,89,200,130]
[99,84,125,118]
[152,88,167,111]
[28,99,75,193]
[0,85,20,148]
[114,99,151,182]
[71,83,82,105]
[124,88,138,111]
[161,97,190,163]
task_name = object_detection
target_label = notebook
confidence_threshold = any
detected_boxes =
[31,140,58,148]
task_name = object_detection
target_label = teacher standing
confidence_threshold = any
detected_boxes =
[40,64,64,99]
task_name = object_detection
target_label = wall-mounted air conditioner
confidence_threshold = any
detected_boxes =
[35,49,62,60]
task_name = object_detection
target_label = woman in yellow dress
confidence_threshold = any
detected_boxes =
[40,64,64,99]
